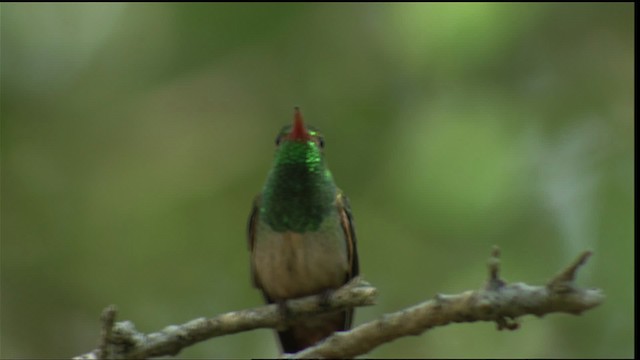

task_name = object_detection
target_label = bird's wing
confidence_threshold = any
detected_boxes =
[337,191,359,279]
[247,194,262,289]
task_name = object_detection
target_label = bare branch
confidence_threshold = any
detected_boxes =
[288,249,603,359]
[72,278,377,359]
[74,249,603,359]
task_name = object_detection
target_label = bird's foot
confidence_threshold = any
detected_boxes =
[276,299,292,330]
[318,288,334,310]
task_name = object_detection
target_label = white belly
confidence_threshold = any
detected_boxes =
[252,220,349,300]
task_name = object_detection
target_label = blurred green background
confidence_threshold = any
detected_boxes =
[1,3,633,358]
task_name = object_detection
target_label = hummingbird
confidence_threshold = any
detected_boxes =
[248,107,359,354]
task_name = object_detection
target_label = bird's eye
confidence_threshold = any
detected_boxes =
[318,136,325,149]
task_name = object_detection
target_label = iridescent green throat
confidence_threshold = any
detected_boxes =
[260,140,336,233]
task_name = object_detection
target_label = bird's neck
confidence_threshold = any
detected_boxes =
[260,143,337,233]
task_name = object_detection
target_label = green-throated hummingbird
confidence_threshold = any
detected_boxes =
[248,107,359,354]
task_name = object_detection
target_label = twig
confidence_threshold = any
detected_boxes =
[99,305,117,359]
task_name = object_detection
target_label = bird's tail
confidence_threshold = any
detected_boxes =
[277,308,353,354]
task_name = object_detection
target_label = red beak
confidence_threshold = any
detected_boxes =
[289,107,311,141]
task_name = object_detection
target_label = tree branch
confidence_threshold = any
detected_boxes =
[74,248,603,359]
[288,248,603,358]
[73,278,377,359]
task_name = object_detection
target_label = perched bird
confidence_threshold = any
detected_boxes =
[248,107,359,354]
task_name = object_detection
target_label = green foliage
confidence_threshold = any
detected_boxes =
[1,3,633,358]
